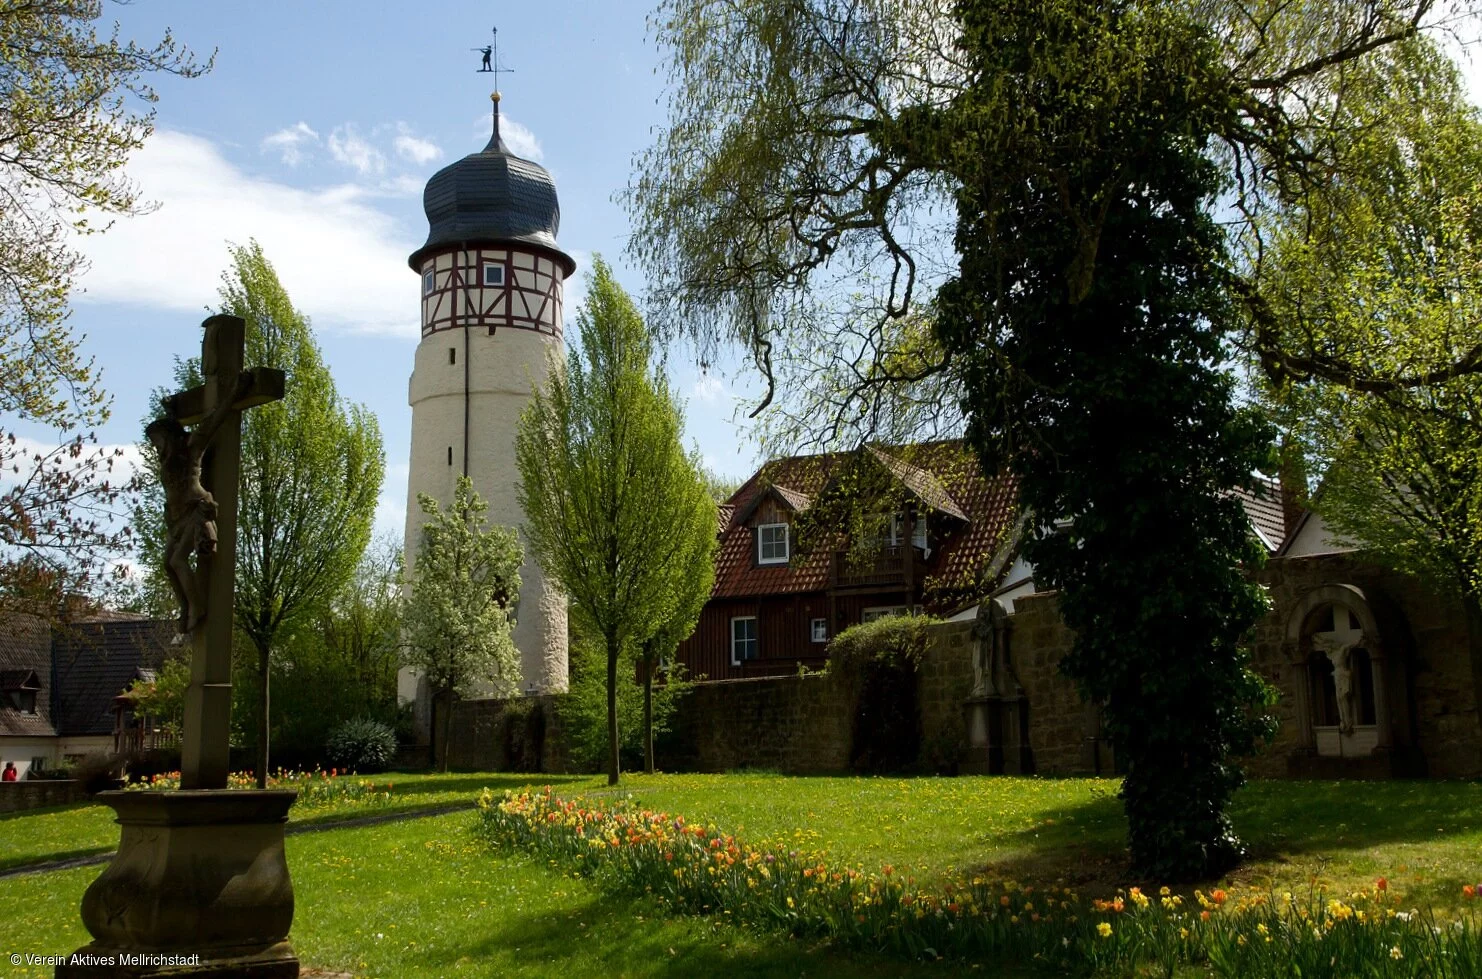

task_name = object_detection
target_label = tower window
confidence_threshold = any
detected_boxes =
[449,347,456,365]
[422,269,435,296]
[447,446,453,466]
[481,263,505,287]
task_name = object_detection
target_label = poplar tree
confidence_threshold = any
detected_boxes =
[137,241,383,786]
[516,257,716,786]
[402,476,523,772]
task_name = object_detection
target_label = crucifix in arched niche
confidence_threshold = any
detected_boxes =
[1310,605,1375,737]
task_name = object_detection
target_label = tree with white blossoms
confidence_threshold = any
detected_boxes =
[402,476,523,772]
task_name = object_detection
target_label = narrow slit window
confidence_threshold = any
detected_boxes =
[447,446,453,466]
[449,347,457,365]
[482,263,505,287]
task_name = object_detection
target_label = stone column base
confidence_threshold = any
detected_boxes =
[55,941,297,978]
[57,789,299,979]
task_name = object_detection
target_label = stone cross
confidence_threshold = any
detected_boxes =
[1313,605,1366,735]
[159,315,284,790]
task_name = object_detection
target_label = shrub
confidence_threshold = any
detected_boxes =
[827,614,934,773]
[324,717,398,773]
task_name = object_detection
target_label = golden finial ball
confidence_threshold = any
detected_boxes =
[492,91,502,103]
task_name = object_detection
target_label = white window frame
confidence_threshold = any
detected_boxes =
[730,616,758,665]
[810,618,828,643]
[757,523,789,565]
[422,269,435,296]
[912,513,927,551]
[861,606,909,624]
[481,262,506,287]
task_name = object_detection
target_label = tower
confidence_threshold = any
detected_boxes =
[403,92,572,697]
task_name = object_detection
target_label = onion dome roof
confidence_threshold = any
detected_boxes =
[408,98,574,275]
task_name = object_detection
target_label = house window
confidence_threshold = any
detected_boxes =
[861,606,908,624]
[422,269,435,296]
[731,616,758,664]
[757,523,789,564]
[482,263,505,287]
[810,618,828,643]
[14,690,36,714]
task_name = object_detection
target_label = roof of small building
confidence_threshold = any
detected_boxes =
[712,442,1020,604]
[0,615,54,738]
[50,619,173,737]
[408,104,574,275]
[709,442,1294,606]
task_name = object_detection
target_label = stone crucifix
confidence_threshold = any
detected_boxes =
[1312,605,1366,736]
[148,315,283,790]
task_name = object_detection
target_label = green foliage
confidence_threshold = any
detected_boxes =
[516,255,717,784]
[403,475,523,770]
[266,537,406,765]
[324,717,399,774]
[559,629,693,774]
[120,651,191,739]
[828,615,933,772]
[0,3,207,615]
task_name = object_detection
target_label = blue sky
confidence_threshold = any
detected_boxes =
[41,1,766,545]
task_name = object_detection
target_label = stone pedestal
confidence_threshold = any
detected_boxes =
[963,695,1034,776]
[57,790,298,979]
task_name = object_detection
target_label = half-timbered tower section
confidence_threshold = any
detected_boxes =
[403,94,574,696]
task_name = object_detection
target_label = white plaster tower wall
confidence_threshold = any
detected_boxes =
[403,100,572,697]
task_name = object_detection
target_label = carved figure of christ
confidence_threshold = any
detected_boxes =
[153,315,284,790]
[1312,606,1366,736]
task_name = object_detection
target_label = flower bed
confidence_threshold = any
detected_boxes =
[129,768,393,814]
[477,787,1482,977]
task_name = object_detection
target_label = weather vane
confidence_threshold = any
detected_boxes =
[473,26,514,91]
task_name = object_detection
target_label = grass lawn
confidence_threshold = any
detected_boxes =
[3,772,1479,976]
[1,810,969,979]
[0,770,604,872]
[575,773,1482,909]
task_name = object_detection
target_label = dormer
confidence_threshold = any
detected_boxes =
[1,669,41,714]
[734,484,812,567]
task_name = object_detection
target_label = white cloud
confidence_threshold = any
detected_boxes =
[393,124,442,166]
[328,124,385,175]
[72,129,419,337]
[693,375,725,402]
[260,122,319,166]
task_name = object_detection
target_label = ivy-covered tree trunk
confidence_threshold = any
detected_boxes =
[926,1,1276,880]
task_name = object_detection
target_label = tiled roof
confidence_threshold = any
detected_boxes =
[0,615,54,737]
[865,445,968,521]
[51,619,173,737]
[1233,476,1288,553]
[716,503,735,535]
[711,442,1020,602]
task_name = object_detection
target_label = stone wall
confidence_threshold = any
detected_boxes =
[446,694,566,773]
[916,621,976,772]
[1247,553,1481,778]
[0,779,87,814]
[660,673,854,773]
[1008,593,1114,775]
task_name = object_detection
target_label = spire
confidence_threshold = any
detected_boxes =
[485,91,507,153]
